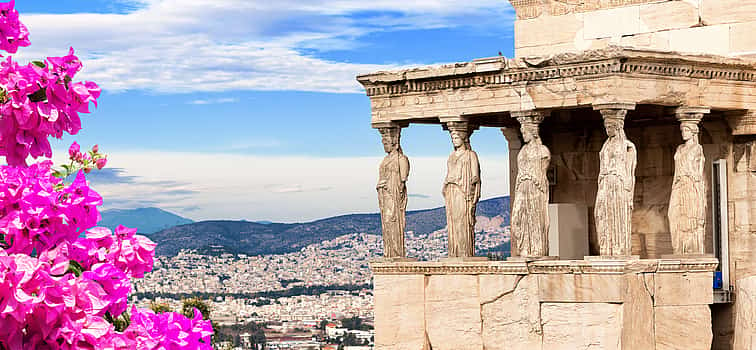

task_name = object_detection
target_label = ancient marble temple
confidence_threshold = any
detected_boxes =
[362,1,756,349]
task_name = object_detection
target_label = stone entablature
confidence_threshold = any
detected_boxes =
[510,0,664,20]
[361,48,756,98]
[358,48,756,131]
[370,257,719,275]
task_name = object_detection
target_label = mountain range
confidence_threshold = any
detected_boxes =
[99,207,194,234]
[146,196,510,256]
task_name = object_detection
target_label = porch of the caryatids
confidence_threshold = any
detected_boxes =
[440,117,481,258]
[593,103,637,257]
[669,107,709,256]
[509,110,551,258]
[374,122,410,259]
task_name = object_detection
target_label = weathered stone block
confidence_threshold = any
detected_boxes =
[639,1,699,34]
[481,276,542,350]
[425,275,482,350]
[669,25,730,56]
[620,31,670,52]
[374,274,428,350]
[730,22,756,54]
[583,6,640,40]
[655,305,713,350]
[734,276,756,350]
[515,14,584,49]
[622,274,655,350]
[538,273,624,302]
[479,275,520,303]
[701,0,756,26]
[541,303,623,350]
[655,272,714,306]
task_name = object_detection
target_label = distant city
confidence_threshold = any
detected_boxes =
[129,213,510,350]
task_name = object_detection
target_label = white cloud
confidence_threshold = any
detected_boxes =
[15,0,513,93]
[189,97,239,105]
[64,150,508,222]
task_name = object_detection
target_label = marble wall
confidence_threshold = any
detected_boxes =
[372,259,716,350]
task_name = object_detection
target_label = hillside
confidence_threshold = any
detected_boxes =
[150,196,509,256]
[99,207,194,234]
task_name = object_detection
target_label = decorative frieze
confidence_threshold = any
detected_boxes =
[369,258,719,275]
[509,0,666,20]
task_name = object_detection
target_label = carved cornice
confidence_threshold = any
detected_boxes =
[509,0,664,20]
[370,261,529,275]
[358,48,756,98]
[656,258,720,273]
[369,258,719,275]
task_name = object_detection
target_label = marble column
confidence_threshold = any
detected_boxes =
[509,110,551,258]
[669,107,709,255]
[374,122,410,259]
[593,103,637,257]
[440,117,481,258]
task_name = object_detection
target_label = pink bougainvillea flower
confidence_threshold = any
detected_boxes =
[95,157,107,170]
[0,2,213,347]
[68,141,80,158]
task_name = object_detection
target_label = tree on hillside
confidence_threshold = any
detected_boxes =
[150,302,172,314]
[182,297,212,320]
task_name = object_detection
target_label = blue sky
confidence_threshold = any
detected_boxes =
[16,0,516,222]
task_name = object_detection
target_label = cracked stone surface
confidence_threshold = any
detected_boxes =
[480,275,542,350]
[425,275,483,350]
[734,276,756,350]
[621,274,655,349]
[541,302,622,350]
[654,305,712,350]
[374,275,428,350]
[654,272,713,306]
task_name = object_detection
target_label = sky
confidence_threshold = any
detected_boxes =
[15,0,517,222]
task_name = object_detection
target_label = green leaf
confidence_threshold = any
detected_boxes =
[66,260,84,277]
[28,88,46,103]
[32,61,46,68]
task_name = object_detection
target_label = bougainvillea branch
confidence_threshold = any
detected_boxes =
[0,1,213,349]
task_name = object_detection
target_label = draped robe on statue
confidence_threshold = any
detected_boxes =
[443,148,481,257]
[378,151,410,258]
[511,142,551,257]
[668,142,706,254]
[595,136,637,256]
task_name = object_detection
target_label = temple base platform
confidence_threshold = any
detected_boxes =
[370,257,719,350]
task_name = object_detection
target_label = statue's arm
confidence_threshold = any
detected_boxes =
[471,151,481,184]
[625,142,637,192]
[400,155,410,183]
[471,151,481,202]
[696,145,705,182]
[540,147,551,191]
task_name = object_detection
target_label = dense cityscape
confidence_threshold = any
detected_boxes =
[132,215,510,349]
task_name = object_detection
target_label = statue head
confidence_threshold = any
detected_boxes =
[680,122,699,142]
[379,127,401,153]
[517,115,543,144]
[603,117,624,138]
[450,130,468,149]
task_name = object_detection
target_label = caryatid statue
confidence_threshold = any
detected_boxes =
[510,112,551,258]
[669,108,708,255]
[376,125,410,259]
[594,104,637,256]
[442,121,481,258]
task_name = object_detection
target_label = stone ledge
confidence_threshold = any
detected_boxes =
[357,47,756,97]
[370,257,718,275]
